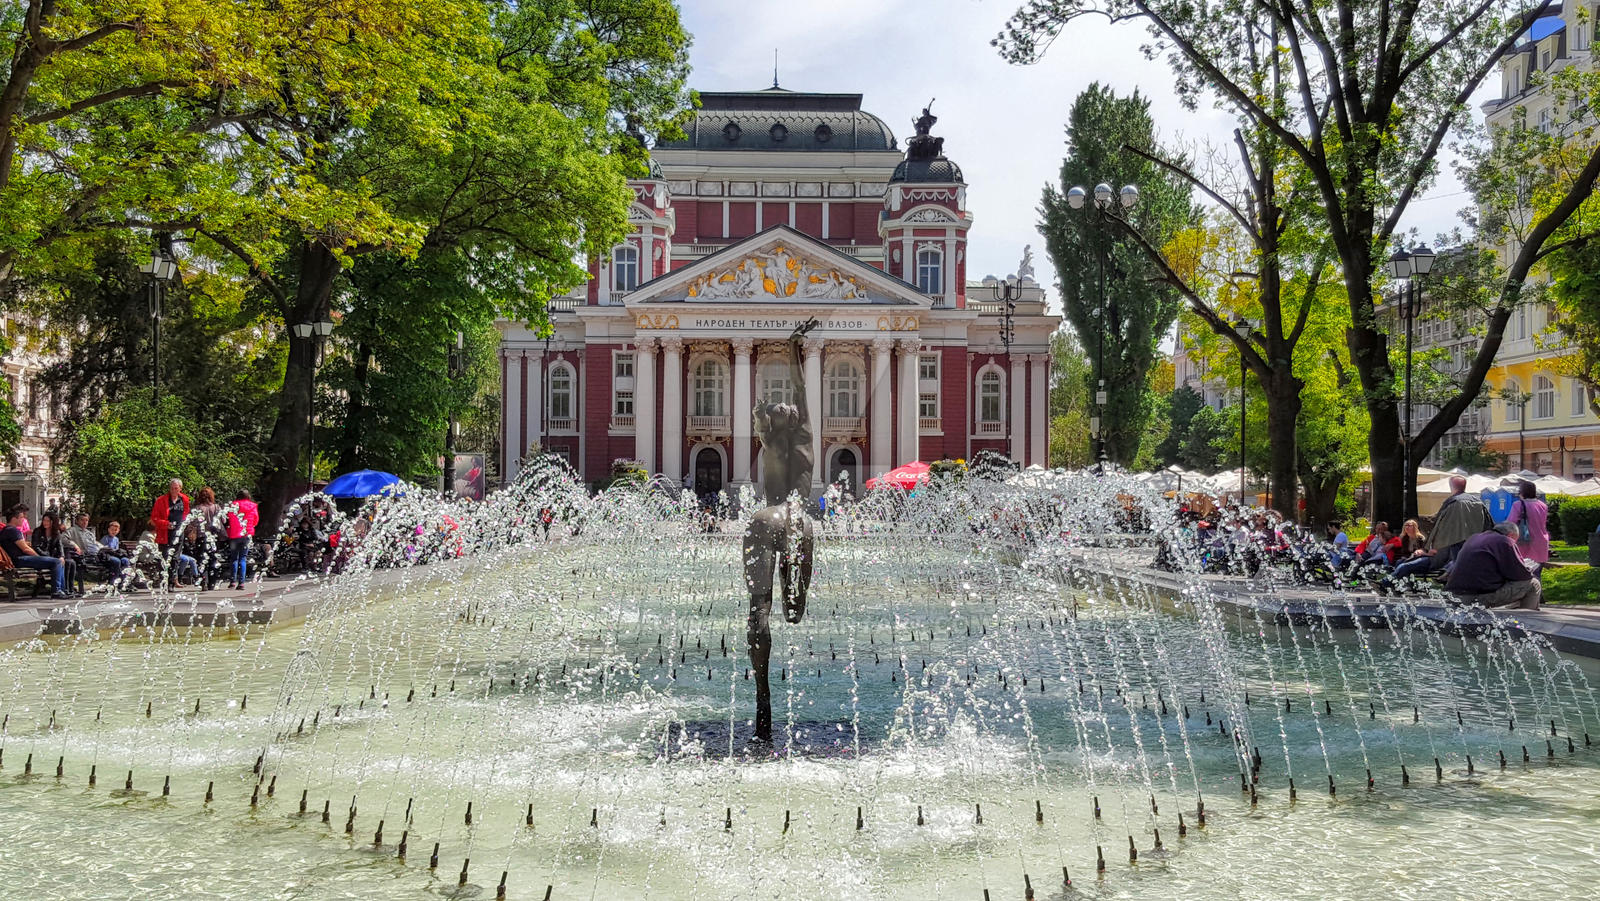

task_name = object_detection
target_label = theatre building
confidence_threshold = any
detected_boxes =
[497,87,1058,495]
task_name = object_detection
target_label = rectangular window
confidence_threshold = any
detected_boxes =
[613,390,633,417]
[1507,395,1521,423]
[918,393,938,419]
[915,248,943,295]
[918,355,938,381]
[614,352,633,380]
[612,245,640,293]
[1574,379,1588,417]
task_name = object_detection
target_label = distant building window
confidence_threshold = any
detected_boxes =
[1505,379,1522,423]
[827,359,862,418]
[613,389,633,417]
[915,247,943,295]
[1533,375,1556,419]
[614,352,633,380]
[693,358,727,417]
[919,355,938,382]
[919,392,938,419]
[1575,379,1591,417]
[979,370,1004,423]
[759,361,794,406]
[612,245,640,293]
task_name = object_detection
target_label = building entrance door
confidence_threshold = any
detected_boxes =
[829,448,859,496]
[693,447,723,497]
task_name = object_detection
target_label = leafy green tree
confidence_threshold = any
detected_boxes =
[1047,329,1092,468]
[1178,405,1230,473]
[1039,83,1196,466]
[61,389,259,524]
[1443,440,1508,475]
[1001,0,1600,525]
[1154,385,1204,467]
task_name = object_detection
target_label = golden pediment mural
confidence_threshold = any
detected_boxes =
[685,246,866,300]
[876,314,920,331]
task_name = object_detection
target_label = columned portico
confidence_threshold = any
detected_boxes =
[732,337,754,485]
[1010,354,1027,464]
[1029,354,1048,467]
[660,336,685,481]
[635,339,658,474]
[896,339,920,464]
[870,337,894,475]
[804,337,824,489]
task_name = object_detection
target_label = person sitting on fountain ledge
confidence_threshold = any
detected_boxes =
[1445,522,1541,611]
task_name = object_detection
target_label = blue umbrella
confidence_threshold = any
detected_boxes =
[323,469,403,498]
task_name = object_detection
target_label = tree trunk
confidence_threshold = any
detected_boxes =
[1299,469,1340,529]
[335,340,372,475]
[1262,371,1302,522]
[257,243,341,532]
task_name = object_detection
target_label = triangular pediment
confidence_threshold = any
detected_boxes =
[625,226,927,307]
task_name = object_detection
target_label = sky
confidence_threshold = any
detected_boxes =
[675,0,1478,316]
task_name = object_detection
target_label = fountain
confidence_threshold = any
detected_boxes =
[0,456,1596,899]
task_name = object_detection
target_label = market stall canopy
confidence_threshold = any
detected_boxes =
[323,469,403,498]
[865,461,930,491]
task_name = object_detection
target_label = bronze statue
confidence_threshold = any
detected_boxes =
[742,318,819,743]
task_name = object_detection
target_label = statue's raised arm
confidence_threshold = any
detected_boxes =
[787,316,819,424]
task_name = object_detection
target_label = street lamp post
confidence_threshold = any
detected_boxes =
[138,237,178,398]
[1066,182,1139,472]
[443,331,465,497]
[1386,244,1435,521]
[1234,317,1259,505]
[291,318,336,493]
[988,276,1021,461]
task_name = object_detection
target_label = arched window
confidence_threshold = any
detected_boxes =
[612,245,640,292]
[1504,379,1522,423]
[548,363,575,424]
[693,358,727,417]
[759,360,794,407]
[978,369,1004,423]
[915,247,943,295]
[827,359,862,418]
[1533,375,1556,419]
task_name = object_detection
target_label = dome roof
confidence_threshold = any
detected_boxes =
[655,88,898,153]
[889,156,963,184]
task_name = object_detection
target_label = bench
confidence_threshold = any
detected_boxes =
[3,563,60,601]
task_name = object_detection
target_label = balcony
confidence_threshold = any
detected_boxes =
[976,420,1005,436]
[687,415,730,435]
[547,417,575,432]
[609,414,635,431]
[549,295,578,312]
[823,416,866,437]
[918,417,941,433]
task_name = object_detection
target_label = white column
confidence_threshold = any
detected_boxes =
[661,336,685,483]
[804,337,824,491]
[1030,354,1048,467]
[897,339,921,464]
[870,337,894,476]
[526,348,544,459]
[1010,353,1027,464]
[503,350,522,481]
[942,236,956,308]
[597,254,611,304]
[635,339,657,474]
[732,337,754,486]
[901,237,912,281]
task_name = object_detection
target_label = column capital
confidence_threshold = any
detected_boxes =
[731,337,755,356]
[659,335,684,354]
[1027,353,1048,364]
[896,338,922,355]
[872,336,895,354]
[636,337,658,354]
[803,336,825,359]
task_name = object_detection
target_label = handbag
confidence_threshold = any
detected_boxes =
[1513,501,1532,542]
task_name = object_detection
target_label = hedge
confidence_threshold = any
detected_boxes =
[1557,496,1600,544]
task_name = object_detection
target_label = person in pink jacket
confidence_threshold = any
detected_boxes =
[224,489,260,590]
[1507,480,1551,575]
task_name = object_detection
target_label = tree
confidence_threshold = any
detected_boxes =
[1154,384,1204,466]
[1443,439,1508,475]
[1047,329,1093,468]
[999,0,1600,526]
[1178,405,1230,473]
[61,389,259,523]
[1039,83,1196,465]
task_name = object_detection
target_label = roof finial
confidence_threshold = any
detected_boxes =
[773,49,779,89]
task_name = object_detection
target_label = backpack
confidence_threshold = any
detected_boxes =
[1513,500,1532,543]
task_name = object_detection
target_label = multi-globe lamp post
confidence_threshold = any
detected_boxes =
[987,276,1021,459]
[1066,182,1138,471]
[138,238,179,399]
[1385,244,1435,520]
[443,330,465,498]
[291,318,336,493]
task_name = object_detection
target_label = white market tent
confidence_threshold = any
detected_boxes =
[1414,473,1501,517]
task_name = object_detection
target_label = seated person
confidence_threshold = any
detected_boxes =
[1326,520,1353,569]
[0,504,68,599]
[67,512,126,584]
[1355,521,1396,567]
[1393,476,1492,580]
[1444,522,1541,610]
[32,511,82,595]
[174,523,205,585]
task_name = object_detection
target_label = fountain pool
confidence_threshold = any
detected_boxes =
[1,475,1596,900]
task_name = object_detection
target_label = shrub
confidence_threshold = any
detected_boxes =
[1557,496,1600,543]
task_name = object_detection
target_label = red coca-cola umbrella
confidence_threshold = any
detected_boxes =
[866,460,930,490]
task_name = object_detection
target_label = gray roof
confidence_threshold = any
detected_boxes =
[656,88,898,153]
[889,156,964,184]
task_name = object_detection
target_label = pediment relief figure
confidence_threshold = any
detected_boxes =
[686,246,867,301]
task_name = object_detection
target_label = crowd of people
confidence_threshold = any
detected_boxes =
[1158,475,1550,610]
[0,478,261,599]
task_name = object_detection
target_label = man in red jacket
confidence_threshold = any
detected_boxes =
[150,479,191,588]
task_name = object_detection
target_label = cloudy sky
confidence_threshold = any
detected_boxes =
[676,0,1475,315]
